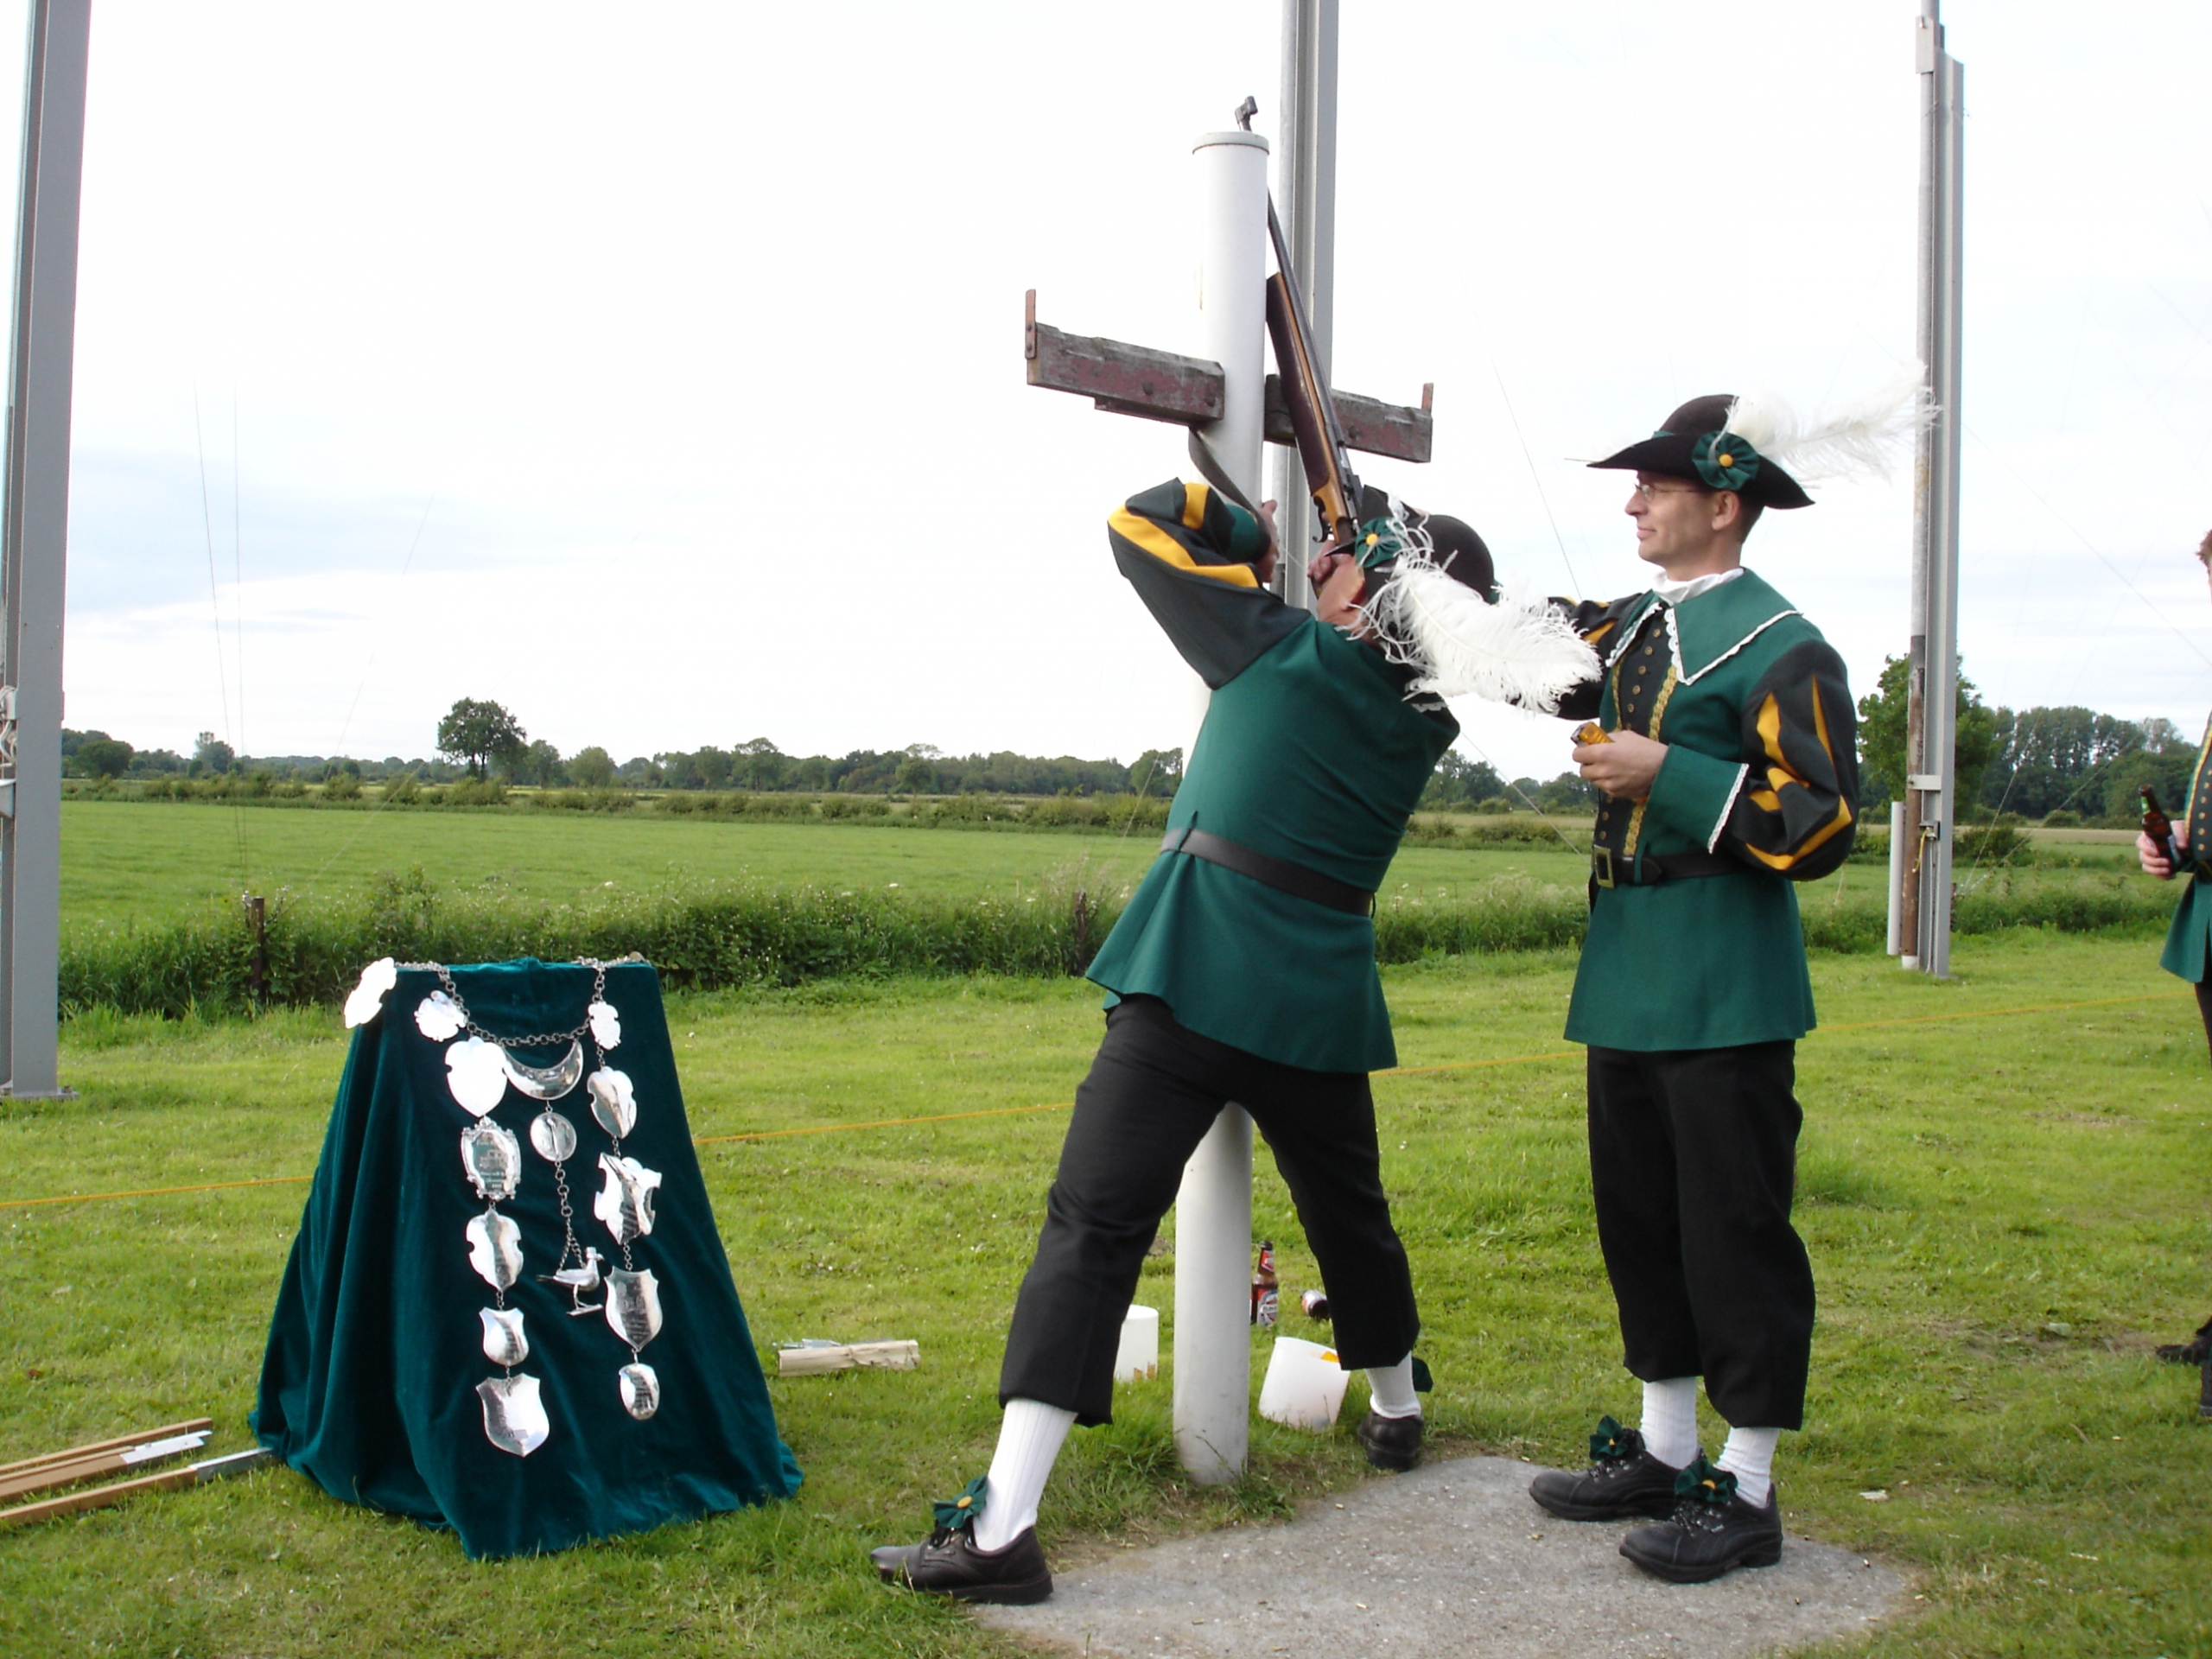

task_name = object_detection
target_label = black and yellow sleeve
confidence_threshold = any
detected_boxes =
[1548,594,1645,723]
[1108,480,1306,689]
[1719,639,1859,879]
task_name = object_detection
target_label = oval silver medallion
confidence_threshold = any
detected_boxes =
[461,1121,523,1202]
[618,1362,660,1421]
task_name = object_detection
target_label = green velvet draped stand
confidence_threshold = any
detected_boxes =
[252,958,801,1558]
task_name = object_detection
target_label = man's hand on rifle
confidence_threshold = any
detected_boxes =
[1251,498,1280,588]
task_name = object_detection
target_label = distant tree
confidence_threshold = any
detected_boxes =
[1535,771,1601,813]
[66,730,132,779]
[1127,747,1184,798]
[1856,654,1996,811]
[436,698,527,780]
[1421,749,1503,810]
[569,746,615,789]
[515,739,567,788]
[732,738,787,791]
[194,730,236,777]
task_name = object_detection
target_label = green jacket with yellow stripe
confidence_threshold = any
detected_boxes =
[2157,715,2212,982]
[1084,479,1458,1072]
[1556,569,1859,1052]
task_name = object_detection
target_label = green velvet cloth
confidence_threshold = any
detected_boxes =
[252,958,800,1558]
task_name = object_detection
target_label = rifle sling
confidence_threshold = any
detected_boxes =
[1160,826,1374,917]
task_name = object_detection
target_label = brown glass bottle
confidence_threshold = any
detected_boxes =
[2141,785,2182,867]
[1249,1241,1279,1327]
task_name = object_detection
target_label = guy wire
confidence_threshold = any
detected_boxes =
[1491,359,1581,594]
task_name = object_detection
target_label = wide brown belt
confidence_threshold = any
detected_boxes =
[1592,846,1751,889]
[1159,826,1375,917]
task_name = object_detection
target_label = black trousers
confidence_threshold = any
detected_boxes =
[1586,1040,1815,1430]
[2195,976,2212,1065]
[1000,995,1420,1426]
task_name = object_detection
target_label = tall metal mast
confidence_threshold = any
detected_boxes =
[0,0,91,1096]
[1896,1,1964,976]
[1267,0,1337,614]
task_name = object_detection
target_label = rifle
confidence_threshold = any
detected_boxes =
[1234,96,1363,558]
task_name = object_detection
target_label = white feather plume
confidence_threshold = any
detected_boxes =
[1360,552,1599,711]
[1725,361,1933,485]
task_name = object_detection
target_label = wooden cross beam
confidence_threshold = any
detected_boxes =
[1023,290,1433,466]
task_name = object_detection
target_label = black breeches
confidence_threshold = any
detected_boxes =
[999,995,1419,1427]
[1586,1040,1815,1430]
[2195,974,2212,1065]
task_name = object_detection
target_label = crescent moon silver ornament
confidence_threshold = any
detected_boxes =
[503,1039,585,1102]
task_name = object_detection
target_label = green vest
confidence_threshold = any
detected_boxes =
[2158,715,2212,981]
[1088,616,1455,1071]
[1565,573,1828,1052]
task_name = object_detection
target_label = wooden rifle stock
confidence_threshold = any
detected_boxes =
[1264,275,1359,551]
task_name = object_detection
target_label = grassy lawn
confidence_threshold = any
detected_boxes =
[1,931,2207,1655]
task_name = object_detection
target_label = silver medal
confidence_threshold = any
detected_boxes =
[476,1373,550,1457]
[504,1039,585,1102]
[479,1306,530,1368]
[446,1036,512,1116]
[588,999,623,1052]
[529,1109,578,1163]
[464,1209,524,1291]
[461,1121,523,1202]
[585,1067,637,1140]
[618,1362,660,1421]
[593,1152,661,1245]
[604,1268,664,1352]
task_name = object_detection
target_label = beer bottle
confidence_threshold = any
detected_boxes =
[1250,1241,1280,1327]
[2141,785,2182,868]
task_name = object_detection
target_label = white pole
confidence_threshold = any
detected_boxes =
[0,0,90,1099]
[1268,0,1337,613]
[1172,126,1269,1486]
[1886,799,1907,956]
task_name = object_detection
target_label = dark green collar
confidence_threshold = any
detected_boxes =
[1606,569,1802,685]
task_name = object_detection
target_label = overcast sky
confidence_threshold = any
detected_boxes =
[22,1,2212,784]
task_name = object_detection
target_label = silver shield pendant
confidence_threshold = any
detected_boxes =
[528,1109,578,1163]
[604,1268,664,1352]
[592,1152,662,1245]
[503,1039,585,1102]
[585,1067,637,1140]
[465,1209,524,1291]
[476,1374,550,1457]
[479,1306,530,1367]
[618,1362,660,1421]
[460,1122,523,1202]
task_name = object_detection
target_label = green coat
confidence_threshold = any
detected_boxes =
[1558,570,1859,1052]
[2158,715,2212,981]
[1084,480,1457,1072]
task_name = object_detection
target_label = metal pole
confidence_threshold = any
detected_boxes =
[1268,0,1337,614]
[1900,1,1962,977]
[1173,126,1268,1486]
[0,0,89,1098]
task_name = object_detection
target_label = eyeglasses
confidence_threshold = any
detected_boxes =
[1630,480,1707,503]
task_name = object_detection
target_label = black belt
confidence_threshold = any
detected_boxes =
[1160,827,1375,917]
[1592,846,1750,889]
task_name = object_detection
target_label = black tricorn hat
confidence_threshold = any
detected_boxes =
[1587,393,1814,510]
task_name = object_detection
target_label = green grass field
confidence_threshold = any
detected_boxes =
[3,929,2209,1656]
[60,799,1603,925]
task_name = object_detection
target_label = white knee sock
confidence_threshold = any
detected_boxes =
[1637,1376,1699,1470]
[1717,1425,1780,1509]
[1365,1353,1422,1420]
[970,1399,1076,1554]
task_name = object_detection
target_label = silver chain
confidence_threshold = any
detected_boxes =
[403,955,641,1048]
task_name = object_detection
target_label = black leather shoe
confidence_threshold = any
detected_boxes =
[1355,1409,1423,1471]
[1529,1417,1695,1522]
[2157,1314,2212,1365]
[871,1525,1052,1605]
[2198,1351,2211,1421]
[1618,1459,1783,1584]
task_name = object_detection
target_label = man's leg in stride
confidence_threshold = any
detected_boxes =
[1238,1064,1424,1468]
[874,996,1236,1599]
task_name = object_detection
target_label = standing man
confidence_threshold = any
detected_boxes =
[2134,525,2212,1420]
[1525,394,1859,1584]
[870,477,1580,1604]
